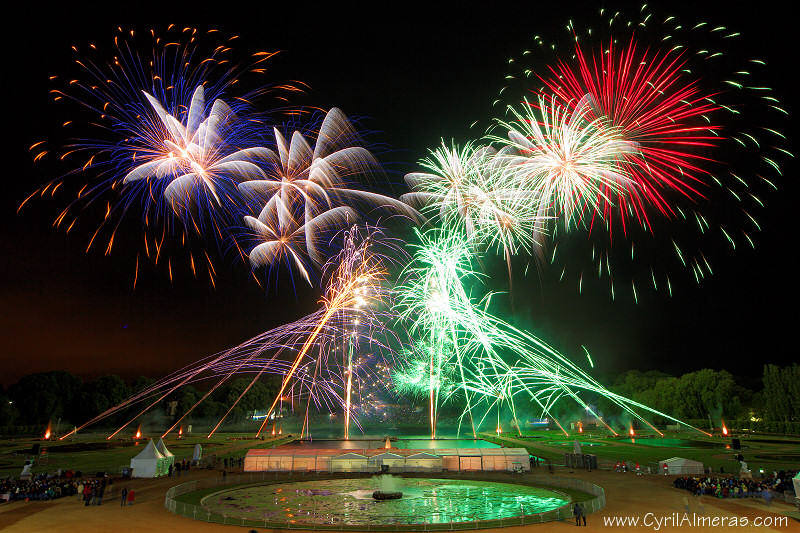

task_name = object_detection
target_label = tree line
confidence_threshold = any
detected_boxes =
[598,364,799,432]
[0,371,281,434]
[0,364,796,435]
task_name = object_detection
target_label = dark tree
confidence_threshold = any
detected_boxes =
[130,376,156,394]
[761,364,800,422]
[8,371,82,424]
[77,375,130,424]
[0,391,19,426]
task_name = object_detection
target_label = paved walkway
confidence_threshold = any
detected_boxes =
[1,467,797,531]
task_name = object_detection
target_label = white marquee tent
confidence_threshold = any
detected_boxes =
[130,439,168,478]
[243,446,530,473]
[156,438,175,469]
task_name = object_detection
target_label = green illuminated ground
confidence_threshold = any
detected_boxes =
[484,430,800,473]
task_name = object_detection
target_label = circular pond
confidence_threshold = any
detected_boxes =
[200,477,569,525]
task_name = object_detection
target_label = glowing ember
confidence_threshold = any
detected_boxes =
[722,421,728,436]
[44,422,51,440]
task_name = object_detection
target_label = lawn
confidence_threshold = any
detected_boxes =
[484,429,800,473]
[0,433,292,478]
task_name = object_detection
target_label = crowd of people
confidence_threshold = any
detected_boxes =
[0,470,141,508]
[167,457,194,477]
[1,470,85,502]
[767,469,799,493]
[222,456,244,469]
[673,469,797,500]
[76,476,114,506]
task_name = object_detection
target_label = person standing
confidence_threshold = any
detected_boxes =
[121,487,127,506]
[573,503,582,526]
[127,487,135,506]
[581,504,586,526]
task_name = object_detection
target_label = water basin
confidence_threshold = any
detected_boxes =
[200,477,569,525]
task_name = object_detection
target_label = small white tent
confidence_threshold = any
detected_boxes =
[658,457,704,475]
[131,439,167,478]
[156,438,175,469]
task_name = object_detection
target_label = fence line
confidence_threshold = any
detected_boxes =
[163,473,605,530]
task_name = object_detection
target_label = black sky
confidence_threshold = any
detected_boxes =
[1,1,796,386]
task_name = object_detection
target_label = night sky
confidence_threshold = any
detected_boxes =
[1,1,796,387]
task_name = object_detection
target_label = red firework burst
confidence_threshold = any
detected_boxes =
[541,37,721,232]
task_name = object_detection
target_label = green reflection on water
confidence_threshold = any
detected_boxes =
[202,478,569,525]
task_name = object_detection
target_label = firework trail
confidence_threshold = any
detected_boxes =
[396,229,487,438]
[396,229,710,437]
[492,5,791,301]
[120,85,269,216]
[241,108,422,285]
[254,225,400,437]
[401,141,541,301]
[491,94,639,254]
[22,26,303,283]
[60,225,401,440]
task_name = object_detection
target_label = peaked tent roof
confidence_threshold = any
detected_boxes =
[659,457,703,465]
[132,439,165,460]
[332,452,368,459]
[369,452,405,459]
[156,438,174,458]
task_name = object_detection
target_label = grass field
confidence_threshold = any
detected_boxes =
[483,429,800,473]
[2,427,797,479]
[0,432,293,478]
